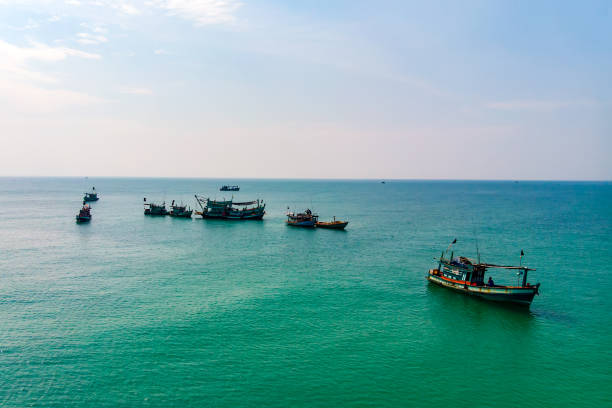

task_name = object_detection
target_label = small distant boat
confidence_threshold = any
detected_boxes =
[169,200,193,218]
[194,195,265,220]
[83,187,99,202]
[427,240,540,306]
[316,216,348,230]
[220,185,240,191]
[287,209,318,227]
[381,181,386,184]
[76,203,91,223]
[143,198,168,216]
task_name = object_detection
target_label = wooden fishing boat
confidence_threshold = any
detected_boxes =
[220,185,240,191]
[83,187,99,202]
[427,240,540,306]
[194,195,265,220]
[143,198,168,216]
[169,200,192,218]
[316,216,348,230]
[287,209,318,227]
[76,203,91,223]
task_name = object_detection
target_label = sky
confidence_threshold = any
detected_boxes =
[0,0,610,180]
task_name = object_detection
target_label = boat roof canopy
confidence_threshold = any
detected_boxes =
[482,263,535,271]
[194,195,259,206]
[441,257,535,271]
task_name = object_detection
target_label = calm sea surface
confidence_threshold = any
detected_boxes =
[0,178,610,407]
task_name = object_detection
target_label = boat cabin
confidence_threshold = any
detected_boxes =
[438,254,487,285]
[436,251,536,288]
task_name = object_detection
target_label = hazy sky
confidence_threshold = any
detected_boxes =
[0,1,610,179]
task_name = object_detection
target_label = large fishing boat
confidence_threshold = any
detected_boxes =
[143,198,168,216]
[169,200,193,218]
[287,209,318,227]
[76,203,91,223]
[194,195,265,220]
[220,185,240,192]
[427,241,540,305]
[83,187,99,202]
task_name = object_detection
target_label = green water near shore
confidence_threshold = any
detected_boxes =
[0,178,610,407]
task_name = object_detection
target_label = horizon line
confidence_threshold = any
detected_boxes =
[0,175,610,182]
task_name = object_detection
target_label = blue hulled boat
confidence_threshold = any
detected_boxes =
[286,209,318,228]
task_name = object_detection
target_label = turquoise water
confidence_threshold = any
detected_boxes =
[1,178,610,407]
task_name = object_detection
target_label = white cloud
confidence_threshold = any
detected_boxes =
[154,48,168,55]
[0,40,103,112]
[1,0,240,26]
[117,2,139,15]
[151,0,242,25]
[24,18,39,29]
[0,39,100,83]
[77,32,108,44]
[118,86,153,95]
[80,22,108,33]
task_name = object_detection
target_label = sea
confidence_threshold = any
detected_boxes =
[0,177,610,407]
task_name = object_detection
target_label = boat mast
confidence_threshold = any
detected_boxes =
[521,250,527,287]
[194,195,206,212]
[444,238,457,258]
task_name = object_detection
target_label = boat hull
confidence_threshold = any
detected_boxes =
[76,216,91,223]
[316,221,348,230]
[144,210,168,216]
[196,211,264,220]
[427,269,538,305]
[169,213,192,218]
[287,220,316,227]
[83,197,99,202]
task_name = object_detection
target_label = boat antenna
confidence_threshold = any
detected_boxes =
[517,250,525,286]
[445,238,457,254]
[470,220,481,264]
